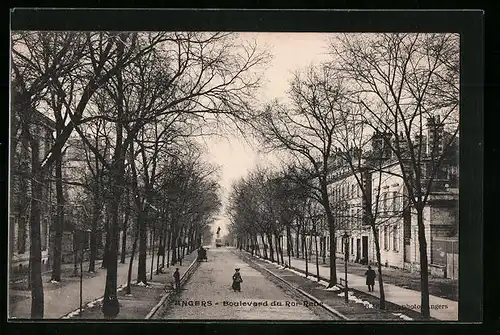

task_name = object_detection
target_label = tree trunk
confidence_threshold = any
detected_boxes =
[125,230,139,295]
[88,205,99,272]
[303,235,308,277]
[101,52,125,318]
[170,228,177,265]
[276,234,284,265]
[308,234,313,261]
[101,192,121,318]
[253,235,261,257]
[280,236,284,264]
[178,236,182,266]
[73,234,78,276]
[187,227,193,253]
[296,227,300,258]
[267,233,275,262]
[102,214,111,269]
[156,225,164,275]
[181,227,186,259]
[416,206,430,317]
[50,150,64,282]
[29,157,44,318]
[166,229,172,268]
[260,234,268,259]
[120,204,130,264]
[149,225,156,281]
[162,226,168,268]
[322,237,326,264]
[28,255,32,290]
[286,226,292,265]
[136,211,148,284]
[372,224,386,309]
[325,208,338,287]
[273,235,280,265]
[314,233,320,282]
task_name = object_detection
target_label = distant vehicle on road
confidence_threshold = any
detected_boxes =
[215,238,223,247]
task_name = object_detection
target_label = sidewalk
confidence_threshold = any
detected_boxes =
[308,256,458,301]
[77,251,199,319]
[251,253,458,320]
[238,251,422,321]
[9,253,169,319]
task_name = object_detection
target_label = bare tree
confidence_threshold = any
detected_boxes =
[256,64,351,287]
[11,31,174,318]
[331,33,459,317]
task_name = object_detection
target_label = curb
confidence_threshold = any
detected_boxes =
[242,253,349,320]
[60,267,157,319]
[243,251,435,321]
[60,254,175,319]
[145,256,199,319]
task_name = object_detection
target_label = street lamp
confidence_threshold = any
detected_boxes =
[342,232,350,303]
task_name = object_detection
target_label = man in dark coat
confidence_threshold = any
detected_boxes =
[365,265,376,292]
[232,268,243,292]
[174,268,181,292]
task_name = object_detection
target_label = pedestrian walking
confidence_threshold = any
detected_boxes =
[232,268,243,292]
[174,268,181,292]
[365,265,376,292]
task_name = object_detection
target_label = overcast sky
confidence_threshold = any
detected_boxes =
[202,32,335,237]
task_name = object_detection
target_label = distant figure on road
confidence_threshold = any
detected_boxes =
[365,266,376,292]
[232,268,243,292]
[198,246,207,261]
[174,268,181,292]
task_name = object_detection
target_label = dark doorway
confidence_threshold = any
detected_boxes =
[362,236,368,263]
[356,238,361,262]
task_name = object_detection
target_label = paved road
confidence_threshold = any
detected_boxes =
[157,247,321,320]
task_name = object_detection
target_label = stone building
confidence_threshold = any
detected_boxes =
[329,118,459,279]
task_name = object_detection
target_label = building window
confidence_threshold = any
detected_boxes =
[349,206,354,229]
[392,191,398,212]
[379,228,383,248]
[351,184,355,198]
[393,226,399,251]
[383,193,388,213]
[384,226,388,250]
[350,237,354,254]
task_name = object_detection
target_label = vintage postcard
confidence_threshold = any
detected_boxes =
[8,9,483,322]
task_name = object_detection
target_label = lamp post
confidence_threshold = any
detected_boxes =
[343,232,350,303]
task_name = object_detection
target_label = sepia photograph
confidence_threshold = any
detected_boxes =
[7,9,482,323]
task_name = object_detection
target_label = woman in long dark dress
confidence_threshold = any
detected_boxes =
[232,268,243,292]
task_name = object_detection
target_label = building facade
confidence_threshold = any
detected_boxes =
[328,119,459,279]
